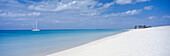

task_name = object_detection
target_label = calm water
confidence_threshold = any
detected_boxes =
[0,29,127,56]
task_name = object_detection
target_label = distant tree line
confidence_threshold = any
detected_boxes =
[134,25,151,29]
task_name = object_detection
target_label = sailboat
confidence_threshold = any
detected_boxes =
[32,19,40,31]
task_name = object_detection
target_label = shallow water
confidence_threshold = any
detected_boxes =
[0,29,127,56]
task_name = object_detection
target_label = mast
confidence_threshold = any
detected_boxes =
[32,19,40,31]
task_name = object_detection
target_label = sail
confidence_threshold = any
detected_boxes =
[32,19,40,31]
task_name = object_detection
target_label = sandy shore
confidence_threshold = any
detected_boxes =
[47,26,170,56]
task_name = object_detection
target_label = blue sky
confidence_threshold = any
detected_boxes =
[0,0,170,30]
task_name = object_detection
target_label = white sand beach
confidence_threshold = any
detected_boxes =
[47,26,170,56]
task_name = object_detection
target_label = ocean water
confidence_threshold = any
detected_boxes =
[0,29,127,56]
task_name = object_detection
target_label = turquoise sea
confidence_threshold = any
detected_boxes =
[0,29,127,56]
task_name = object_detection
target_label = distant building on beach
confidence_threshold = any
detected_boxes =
[134,25,151,29]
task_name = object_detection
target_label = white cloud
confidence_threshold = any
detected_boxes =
[55,20,60,23]
[104,9,142,17]
[115,0,151,5]
[123,9,142,15]
[136,0,150,2]
[27,0,116,16]
[80,12,100,16]
[28,12,40,16]
[0,11,40,17]
[99,2,114,9]
[15,18,29,21]
[0,0,153,18]
[28,0,97,12]
[148,16,153,19]
[115,0,132,5]
[161,16,170,19]
[28,1,77,11]
[144,6,153,10]
[0,0,18,3]
[148,16,155,19]
[104,5,153,17]
[26,0,152,17]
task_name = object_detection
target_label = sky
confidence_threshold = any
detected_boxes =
[0,0,170,30]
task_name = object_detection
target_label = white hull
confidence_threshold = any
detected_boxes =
[32,29,40,31]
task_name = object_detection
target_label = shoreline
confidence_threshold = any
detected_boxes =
[46,30,131,56]
[42,30,129,56]
[47,26,170,56]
